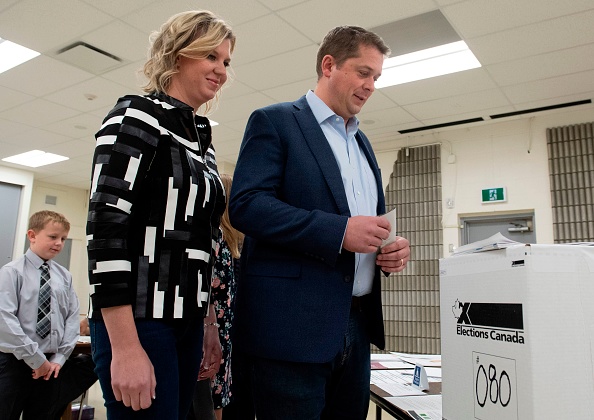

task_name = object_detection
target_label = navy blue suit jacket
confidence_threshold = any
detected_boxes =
[229,95,386,363]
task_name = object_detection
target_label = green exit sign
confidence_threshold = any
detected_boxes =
[482,187,506,203]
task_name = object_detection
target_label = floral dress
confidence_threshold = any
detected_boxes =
[210,232,237,408]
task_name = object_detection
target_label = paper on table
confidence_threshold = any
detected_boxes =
[452,232,522,255]
[371,370,426,397]
[380,208,397,248]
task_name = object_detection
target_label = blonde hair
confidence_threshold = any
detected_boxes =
[142,10,236,114]
[220,173,244,259]
[28,210,70,232]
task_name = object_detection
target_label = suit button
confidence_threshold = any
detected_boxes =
[344,275,352,283]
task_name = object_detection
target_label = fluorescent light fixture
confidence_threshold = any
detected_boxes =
[0,38,40,74]
[376,41,481,88]
[2,150,69,168]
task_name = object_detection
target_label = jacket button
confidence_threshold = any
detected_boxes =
[344,275,352,283]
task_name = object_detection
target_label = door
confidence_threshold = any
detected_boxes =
[460,213,536,246]
[0,182,22,267]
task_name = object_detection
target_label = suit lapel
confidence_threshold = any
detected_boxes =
[292,98,351,216]
[355,132,386,214]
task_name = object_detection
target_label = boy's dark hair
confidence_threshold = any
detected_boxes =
[316,25,391,79]
[28,210,70,232]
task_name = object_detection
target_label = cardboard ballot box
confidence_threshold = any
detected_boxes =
[440,243,594,420]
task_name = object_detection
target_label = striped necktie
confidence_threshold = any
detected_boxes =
[36,262,51,338]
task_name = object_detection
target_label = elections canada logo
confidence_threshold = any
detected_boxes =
[452,299,525,344]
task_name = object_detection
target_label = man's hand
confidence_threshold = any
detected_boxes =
[376,236,410,273]
[343,215,390,254]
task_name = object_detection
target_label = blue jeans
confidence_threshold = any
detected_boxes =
[245,308,371,420]
[90,318,203,420]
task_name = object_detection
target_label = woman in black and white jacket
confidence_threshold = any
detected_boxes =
[86,10,235,419]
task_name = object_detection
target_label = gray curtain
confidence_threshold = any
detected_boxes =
[547,122,594,243]
[379,144,442,354]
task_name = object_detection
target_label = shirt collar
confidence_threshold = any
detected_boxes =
[305,90,360,128]
[25,248,49,270]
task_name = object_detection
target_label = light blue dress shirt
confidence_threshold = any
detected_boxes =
[0,248,80,369]
[306,90,378,296]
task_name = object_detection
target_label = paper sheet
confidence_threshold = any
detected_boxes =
[380,208,397,247]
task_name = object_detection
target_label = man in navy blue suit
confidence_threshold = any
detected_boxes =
[229,25,410,419]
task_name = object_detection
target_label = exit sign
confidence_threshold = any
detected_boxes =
[482,187,506,203]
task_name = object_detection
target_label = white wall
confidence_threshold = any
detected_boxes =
[375,106,594,257]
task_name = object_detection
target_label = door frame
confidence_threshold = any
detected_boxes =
[459,211,536,246]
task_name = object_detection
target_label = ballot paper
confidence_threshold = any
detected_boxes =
[380,208,397,247]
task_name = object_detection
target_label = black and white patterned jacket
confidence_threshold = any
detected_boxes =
[87,93,225,320]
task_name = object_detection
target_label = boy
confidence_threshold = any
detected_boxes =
[0,210,95,420]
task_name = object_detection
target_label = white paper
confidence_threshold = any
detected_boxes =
[380,208,397,247]
[452,232,522,255]
[371,370,426,396]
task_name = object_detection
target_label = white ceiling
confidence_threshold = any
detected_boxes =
[1,0,593,190]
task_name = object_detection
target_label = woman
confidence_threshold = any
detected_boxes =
[190,173,244,420]
[86,10,235,419]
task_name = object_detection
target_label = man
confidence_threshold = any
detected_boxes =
[229,26,410,419]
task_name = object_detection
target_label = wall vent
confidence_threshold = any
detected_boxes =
[45,195,57,205]
[398,99,592,134]
[489,99,592,119]
[55,42,123,74]
[399,117,484,134]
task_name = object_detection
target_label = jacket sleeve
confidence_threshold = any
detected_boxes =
[229,107,348,266]
[86,96,160,310]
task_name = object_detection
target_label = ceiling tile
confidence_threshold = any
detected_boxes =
[359,106,418,129]
[44,113,103,140]
[277,0,437,41]
[0,98,79,128]
[443,0,594,38]
[487,43,594,87]
[379,68,497,105]
[261,78,317,103]
[122,1,270,34]
[80,0,160,18]
[45,138,96,159]
[79,20,149,63]
[1,126,72,150]
[403,89,511,120]
[43,77,133,113]
[0,55,93,97]
[0,118,36,139]
[232,14,313,65]
[502,70,594,104]
[0,86,34,112]
[100,60,146,93]
[0,0,113,53]
[468,10,594,65]
[236,45,318,90]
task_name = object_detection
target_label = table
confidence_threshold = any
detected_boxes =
[370,385,411,420]
[370,373,442,419]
